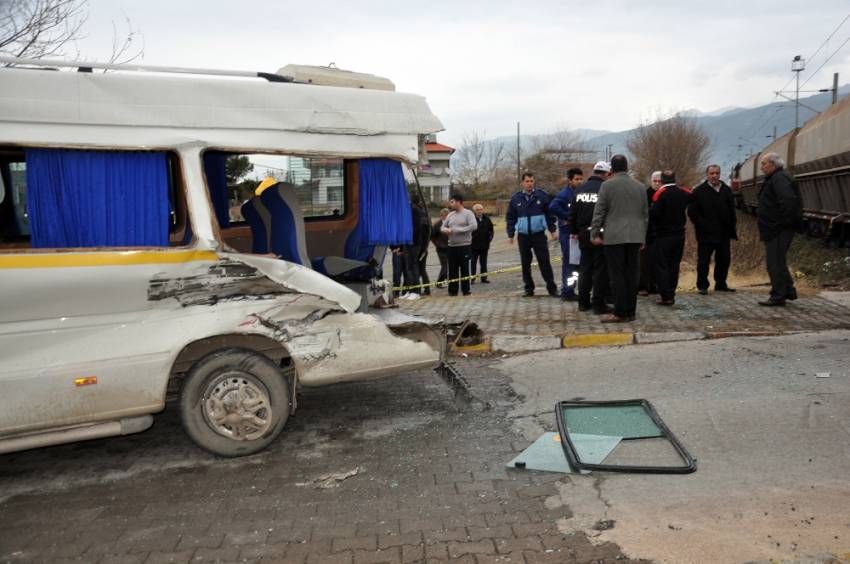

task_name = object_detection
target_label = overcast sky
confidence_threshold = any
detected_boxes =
[76,0,850,147]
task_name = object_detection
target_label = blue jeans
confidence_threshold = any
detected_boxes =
[559,230,578,297]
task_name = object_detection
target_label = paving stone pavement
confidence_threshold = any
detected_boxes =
[397,289,850,337]
[0,361,643,564]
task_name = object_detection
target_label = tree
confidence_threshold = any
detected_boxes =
[453,131,509,191]
[225,155,254,185]
[1,0,142,64]
[522,129,595,189]
[626,113,711,187]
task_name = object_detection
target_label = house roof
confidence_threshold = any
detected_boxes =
[426,142,455,154]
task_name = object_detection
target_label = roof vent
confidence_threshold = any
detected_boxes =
[277,64,395,91]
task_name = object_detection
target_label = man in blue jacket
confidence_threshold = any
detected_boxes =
[506,172,559,297]
[550,167,584,301]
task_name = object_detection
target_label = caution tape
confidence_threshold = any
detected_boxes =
[393,253,566,292]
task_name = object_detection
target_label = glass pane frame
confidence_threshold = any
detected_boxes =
[555,399,697,474]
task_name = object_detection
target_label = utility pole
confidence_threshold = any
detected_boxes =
[833,72,839,105]
[792,55,805,129]
[516,122,521,184]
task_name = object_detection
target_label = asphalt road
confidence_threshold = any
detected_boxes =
[502,329,850,563]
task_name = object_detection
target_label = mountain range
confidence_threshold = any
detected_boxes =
[452,85,850,177]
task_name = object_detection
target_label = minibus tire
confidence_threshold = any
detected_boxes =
[180,348,290,457]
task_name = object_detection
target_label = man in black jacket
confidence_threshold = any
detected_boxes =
[650,170,690,305]
[470,204,494,283]
[688,164,738,294]
[567,161,612,314]
[757,152,802,306]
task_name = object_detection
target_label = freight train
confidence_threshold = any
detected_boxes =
[732,92,850,246]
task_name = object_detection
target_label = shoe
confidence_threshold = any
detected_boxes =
[523,290,534,297]
[698,288,708,295]
[423,290,431,296]
[481,279,490,284]
[600,314,628,323]
[548,289,559,297]
[462,292,471,296]
[561,295,578,302]
[578,304,593,312]
[448,293,458,297]
[758,298,786,306]
[593,305,614,315]
[787,289,798,300]
[715,286,736,292]
[656,298,675,306]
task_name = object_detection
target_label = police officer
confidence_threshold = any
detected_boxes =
[568,161,612,313]
[506,172,559,297]
[550,167,584,301]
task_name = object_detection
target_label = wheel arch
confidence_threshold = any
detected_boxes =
[167,333,294,402]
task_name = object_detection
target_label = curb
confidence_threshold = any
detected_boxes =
[450,329,794,356]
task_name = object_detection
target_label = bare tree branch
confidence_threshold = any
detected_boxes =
[626,111,711,187]
[1,0,142,66]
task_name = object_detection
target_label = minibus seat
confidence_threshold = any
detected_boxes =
[259,183,311,266]
[240,197,271,254]
[259,182,381,280]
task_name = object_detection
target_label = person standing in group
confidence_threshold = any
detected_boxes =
[431,208,450,288]
[757,152,802,306]
[649,170,690,305]
[568,161,612,314]
[688,164,738,295]
[551,167,584,301]
[403,200,428,296]
[638,171,662,296]
[441,193,477,296]
[470,204,494,284]
[506,172,559,297]
[590,155,648,322]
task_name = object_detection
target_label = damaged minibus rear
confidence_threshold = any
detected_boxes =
[0,59,445,456]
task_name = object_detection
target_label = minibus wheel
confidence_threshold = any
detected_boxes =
[180,348,290,457]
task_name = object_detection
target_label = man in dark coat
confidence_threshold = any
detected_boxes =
[757,152,802,306]
[650,170,691,305]
[688,164,738,294]
[567,161,612,314]
[430,208,450,287]
[638,171,661,296]
[470,204,494,283]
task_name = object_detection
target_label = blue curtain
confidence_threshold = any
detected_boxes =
[26,149,169,248]
[203,152,230,228]
[358,158,412,246]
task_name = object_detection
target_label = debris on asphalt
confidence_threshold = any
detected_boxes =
[815,372,831,378]
[296,467,361,489]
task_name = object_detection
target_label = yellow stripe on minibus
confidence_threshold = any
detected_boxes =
[0,250,219,269]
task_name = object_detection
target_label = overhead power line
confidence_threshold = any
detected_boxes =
[800,32,850,88]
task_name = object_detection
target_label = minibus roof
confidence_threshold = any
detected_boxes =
[0,61,444,162]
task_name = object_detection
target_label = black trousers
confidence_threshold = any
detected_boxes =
[403,243,421,294]
[638,242,656,293]
[517,232,557,293]
[447,245,471,296]
[470,247,489,281]
[652,235,685,301]
[436,248,448,282]
[418,248,430,293]
[764,229,796,300]
[578,244,609,308]
[696,239,731,290]
[604,243,641,318]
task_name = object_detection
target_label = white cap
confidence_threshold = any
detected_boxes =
[593,161,612,173]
